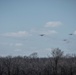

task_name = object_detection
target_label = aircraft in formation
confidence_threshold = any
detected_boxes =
[39,33,75,44]
[40,34,45,36]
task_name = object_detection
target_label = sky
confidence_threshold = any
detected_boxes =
[0,0,76,57]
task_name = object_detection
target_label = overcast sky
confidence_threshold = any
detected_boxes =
[0,0,76,57]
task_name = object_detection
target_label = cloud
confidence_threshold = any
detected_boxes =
[15,43,23,47]
[30,28,57,36]
[0,42,8,45]
[0,42,23,47]
[45,21,62,27]
[14,49,22,51]
[73,31,76,35]
[9,43,23,47]
[45,48,52,51]
[40,30,57,35]
[1,31,29,37]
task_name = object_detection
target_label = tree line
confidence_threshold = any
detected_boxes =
[0,48,76,75]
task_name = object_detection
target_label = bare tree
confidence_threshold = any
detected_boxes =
[51,48,63,75]
[29,52,38,58]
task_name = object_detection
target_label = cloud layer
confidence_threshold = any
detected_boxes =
[40,30,57,35]
[0,42,23,47]
[1,31,29,37]
[73,31,76,35]
[45,21,62,27]
[0,21,61,38]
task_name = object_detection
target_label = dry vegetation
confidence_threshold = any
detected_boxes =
[0,48,76,75]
